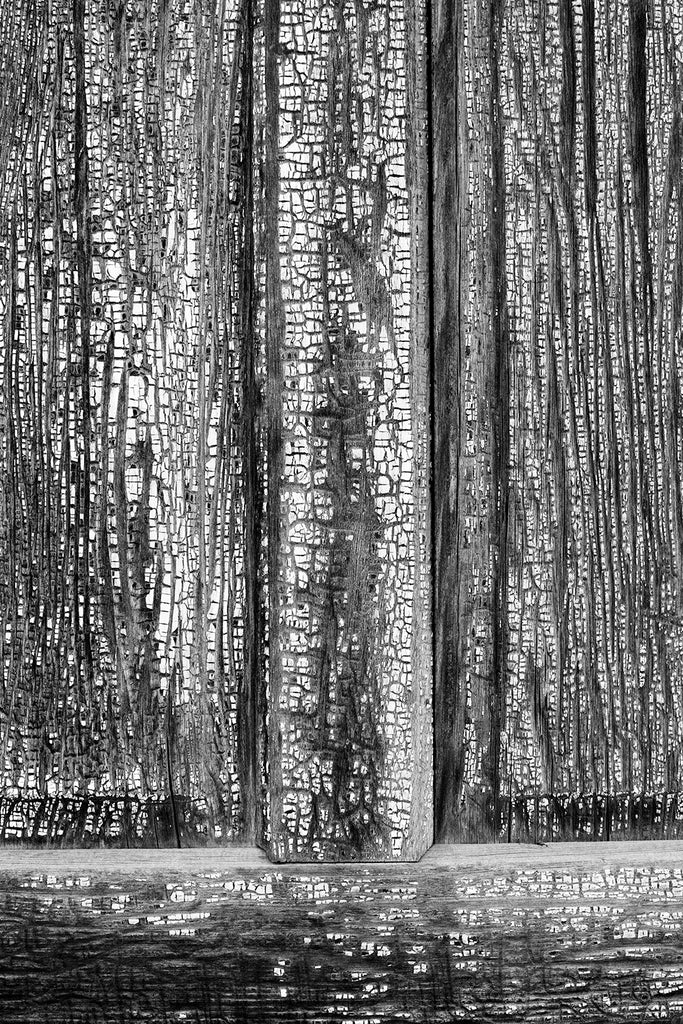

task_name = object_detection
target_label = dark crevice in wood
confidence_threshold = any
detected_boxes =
[433,0,510,842]
[72,0,94,698]
[489,0,509,835]
[425,0,438,846]
[262,0,286,858]
[432,0,463,843]
[238,0,262,849]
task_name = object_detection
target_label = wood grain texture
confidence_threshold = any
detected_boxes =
[8,0,683,855]
[0,0,431,858]
[0,0,258,844]
[260,0,432,861]
[432,0,508,842]
[2,844,683,1020]
[434,0,683,839]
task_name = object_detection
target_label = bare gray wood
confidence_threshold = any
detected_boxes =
[2,839,683,873]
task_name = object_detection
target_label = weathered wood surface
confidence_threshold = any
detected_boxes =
[2,843,683,1020]
[0,0,257,843]
[2,791,683,847]
[0,0,431,858]
[261,0,432,861]
[432,0,508,842]
[7,0,683,856]
[434,0,683,839]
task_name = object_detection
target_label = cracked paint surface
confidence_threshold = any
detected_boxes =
[2,852,683,1021]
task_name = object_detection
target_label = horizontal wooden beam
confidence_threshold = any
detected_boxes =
[2,840,683,874]
[3,843,683,1020]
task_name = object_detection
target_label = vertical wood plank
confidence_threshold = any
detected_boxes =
[435,0,683,842]
[260,0,432,861]
[238,0,265,847]
[0,0,262,845]
[433,0,509,841]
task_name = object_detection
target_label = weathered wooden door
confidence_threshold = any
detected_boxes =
[0,0,432,862]
[2,0,683,861]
